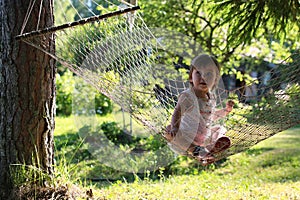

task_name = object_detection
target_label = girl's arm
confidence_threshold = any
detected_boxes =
[212,100,234,121]
[168,93,193,136]
[169,103,181,136]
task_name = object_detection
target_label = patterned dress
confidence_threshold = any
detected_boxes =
[169,88,226,155]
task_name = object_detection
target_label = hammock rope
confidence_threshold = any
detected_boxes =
[17,0,300,165]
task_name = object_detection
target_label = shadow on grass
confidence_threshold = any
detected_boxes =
[250,126,300,183]
[254,148,300,183]
[245,147,275,156]
[53,125,300,186]
[54,132,176,186]
[54,132,92,164]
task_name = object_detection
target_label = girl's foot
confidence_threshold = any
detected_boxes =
[209,136,231,154]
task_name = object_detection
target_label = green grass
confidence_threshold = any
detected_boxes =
[54,116,300,199]
[55,107,148,136]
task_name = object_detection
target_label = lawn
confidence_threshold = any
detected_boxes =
[54,116,300,199]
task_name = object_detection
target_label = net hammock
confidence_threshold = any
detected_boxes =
[17,0,300,165]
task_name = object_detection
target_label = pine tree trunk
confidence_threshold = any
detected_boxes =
[0,0,55,198]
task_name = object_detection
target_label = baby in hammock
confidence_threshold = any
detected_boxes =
[165,54,234,165]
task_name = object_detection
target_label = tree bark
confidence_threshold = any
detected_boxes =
[0,0,55,198]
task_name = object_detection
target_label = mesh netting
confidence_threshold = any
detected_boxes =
[17,0,300,164]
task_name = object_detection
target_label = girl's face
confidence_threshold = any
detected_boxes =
[190,65,217,94]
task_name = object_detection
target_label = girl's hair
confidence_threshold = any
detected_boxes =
[188,54,221,90]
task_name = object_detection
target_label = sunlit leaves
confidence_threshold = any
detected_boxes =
[209,0,300,45]
[139,0,299,76]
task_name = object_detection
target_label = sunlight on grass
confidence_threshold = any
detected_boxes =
[54,116,78,136]
[54,115,300,199]
[94,173,300,200]
[55,104,150,137]
[95,126,300,199]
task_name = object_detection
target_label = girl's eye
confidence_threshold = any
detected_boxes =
[206,72,213,77]
[196,71,201,76]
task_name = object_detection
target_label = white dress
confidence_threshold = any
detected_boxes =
[169,88,226,154]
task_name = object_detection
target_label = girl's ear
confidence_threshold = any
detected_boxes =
[188,66,195,87]
[189,78,193,87]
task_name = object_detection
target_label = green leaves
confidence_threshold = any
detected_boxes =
[139,0,299,76]
[209,0,300,46]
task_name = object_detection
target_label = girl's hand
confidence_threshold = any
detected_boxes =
[169,128,178,137]
[225,100,234,113]
[164,125,178,142]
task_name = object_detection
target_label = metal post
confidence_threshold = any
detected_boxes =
[127,0,137,135]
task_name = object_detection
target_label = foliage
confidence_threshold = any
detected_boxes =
[74,76,113,116]
[210,0,300,46]
[95,93,113,115]
[139,0,300,76]
[251,83,300,124]
[54,116,169,181]
[56,70,113,116]
[54,0,77,26]
[140,0,232,60]
[56,70,75,116]
[99,121,137,145]
[69,0,122,20]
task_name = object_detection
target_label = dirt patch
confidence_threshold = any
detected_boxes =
[13,184,95,200]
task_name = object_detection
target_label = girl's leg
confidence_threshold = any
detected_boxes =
[206,126,231,154]
[165,128,198,155]
[209,136,231,154]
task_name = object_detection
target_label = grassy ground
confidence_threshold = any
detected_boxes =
[54,116,300,199]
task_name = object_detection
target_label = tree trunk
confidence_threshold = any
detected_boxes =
[0,0,55,198]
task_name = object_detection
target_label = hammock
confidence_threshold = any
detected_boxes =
[17,0,300,168]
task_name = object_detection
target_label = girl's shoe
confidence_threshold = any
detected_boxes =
[209,136,231,154]
[193,146,209,157]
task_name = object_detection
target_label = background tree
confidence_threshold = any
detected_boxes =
[0,0,55,198]
[210,0,300,46]
[139,0,299,72]
[140,0,241,65]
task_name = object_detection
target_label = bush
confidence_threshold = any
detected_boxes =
[100,122,137,145]
[56,70,74,116]
[95,93,113,115]
[56,70,113,116]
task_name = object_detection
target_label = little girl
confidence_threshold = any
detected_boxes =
[165,54,234,165]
